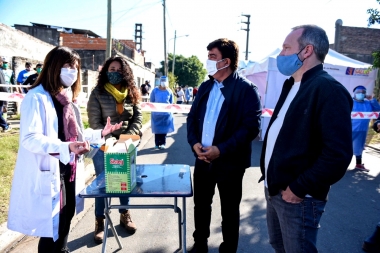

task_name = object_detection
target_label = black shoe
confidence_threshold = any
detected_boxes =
[188,242,208,253]
[219,242,236,253]
[363,224,380,252]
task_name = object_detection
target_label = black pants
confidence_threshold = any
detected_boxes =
[38,174,76,253]
[192,159,245,252]
[155,133,167,146]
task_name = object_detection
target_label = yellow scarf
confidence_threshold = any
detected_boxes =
[104,83,128,103]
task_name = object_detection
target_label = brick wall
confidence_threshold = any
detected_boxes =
[60,33,107,50]
[333,22,380,64]
[338,26,380,55]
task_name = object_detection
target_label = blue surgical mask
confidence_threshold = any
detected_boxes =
[355,93,365,101]
[276,47,305,76]
[107,72,123,85]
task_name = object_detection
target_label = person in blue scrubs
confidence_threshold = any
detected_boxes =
[351,85,380,171]
[150,76,174,149]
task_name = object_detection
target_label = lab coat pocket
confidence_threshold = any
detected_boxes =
[34,170,53,196]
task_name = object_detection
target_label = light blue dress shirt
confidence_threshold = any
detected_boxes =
[201,80,225,147]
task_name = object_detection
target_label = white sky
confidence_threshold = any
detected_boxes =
[1,0,380,67]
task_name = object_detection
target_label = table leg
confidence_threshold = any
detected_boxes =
[176,199,182,250]
[182,197,187,253]
[102,198,123,253]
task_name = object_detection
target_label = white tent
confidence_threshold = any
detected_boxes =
[240,48,378,139]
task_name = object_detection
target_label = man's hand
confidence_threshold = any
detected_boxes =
[281,186,303,204]
[366,94,374,100]
[200,146,220,163]
[102,116,122,137]
[193,143,204,157]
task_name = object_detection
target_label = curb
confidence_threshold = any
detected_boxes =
[366,144,380,152]
[0,121,152,253]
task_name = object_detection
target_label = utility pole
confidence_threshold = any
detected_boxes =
[106,0,112,60]
[163,0,168,76]
[241,14,250,61]
[172,30,176,75]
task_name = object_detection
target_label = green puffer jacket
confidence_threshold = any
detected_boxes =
[87,86,143,139]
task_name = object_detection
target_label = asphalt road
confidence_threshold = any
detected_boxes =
[7,112,380,253]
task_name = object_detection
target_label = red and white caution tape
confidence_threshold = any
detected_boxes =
[141,102,192,113]
[1,92,378,119]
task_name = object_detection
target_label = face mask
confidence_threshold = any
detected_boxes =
[276,47,306,76]
[160,81,168,87]
[355,93,365,101]
[107,71,123,85]
[36,68,42,74]
[60,68,78,87]
[206,59,229,76]
[2,63,8,69]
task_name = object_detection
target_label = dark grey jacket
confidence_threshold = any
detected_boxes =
[87,86,142,139]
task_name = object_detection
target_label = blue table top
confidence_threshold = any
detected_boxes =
[79,164,193,198]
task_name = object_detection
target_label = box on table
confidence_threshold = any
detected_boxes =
[104,135,140,193]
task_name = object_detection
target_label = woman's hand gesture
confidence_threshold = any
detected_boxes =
[102,116,122,137]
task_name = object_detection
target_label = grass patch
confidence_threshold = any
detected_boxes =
[0,134,19,224]
[142,111,151,125]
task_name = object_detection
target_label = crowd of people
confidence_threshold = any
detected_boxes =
[3,23,380,253]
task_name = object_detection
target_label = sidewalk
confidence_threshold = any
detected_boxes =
[0,121,152,253]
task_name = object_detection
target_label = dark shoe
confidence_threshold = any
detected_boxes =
[94,217,104,244]
[363,224,380,252]
[120,210,137,234]
[219,242,236,253]
[188,242,208,253]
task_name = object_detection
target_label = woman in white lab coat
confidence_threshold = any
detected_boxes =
[7,46,121,253]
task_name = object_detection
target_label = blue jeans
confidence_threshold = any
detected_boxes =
[265,187,326,253]
[92,149,129,218]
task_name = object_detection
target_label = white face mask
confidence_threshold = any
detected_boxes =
[60,68,78,87]
[206,59,229,76]
[160,81,168,87]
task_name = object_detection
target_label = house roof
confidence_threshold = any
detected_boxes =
[30,22,101,38]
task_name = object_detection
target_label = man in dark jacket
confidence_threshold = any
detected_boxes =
[260,25,353,253]
[361,114,380,252]
[187,38,261,253]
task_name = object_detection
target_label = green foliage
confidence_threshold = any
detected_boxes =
[167,72,178,91]
[367,0,380,26]
[160,54,207,87]
[0,134,19,224]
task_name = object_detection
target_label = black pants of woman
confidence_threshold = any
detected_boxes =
[38,173,76,253]
[155,133,167,146]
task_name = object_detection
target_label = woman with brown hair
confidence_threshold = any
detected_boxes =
[87,56,142,243]
[7,46,121,253]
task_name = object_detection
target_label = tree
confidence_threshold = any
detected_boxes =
[367,0,380,99]
[367,0,380,68]
[160,54,207,87]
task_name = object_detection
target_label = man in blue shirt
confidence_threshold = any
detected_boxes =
[187,39,261,253]
[17,62,33,93]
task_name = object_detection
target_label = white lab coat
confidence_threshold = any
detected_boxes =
[7,84,99,241]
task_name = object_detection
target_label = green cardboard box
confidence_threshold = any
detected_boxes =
[104,135,139,193]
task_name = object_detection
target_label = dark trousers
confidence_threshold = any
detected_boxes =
[192,159,245,252]
[155,134,167,146]
[0,105,7,130]
[38,174,76,253]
